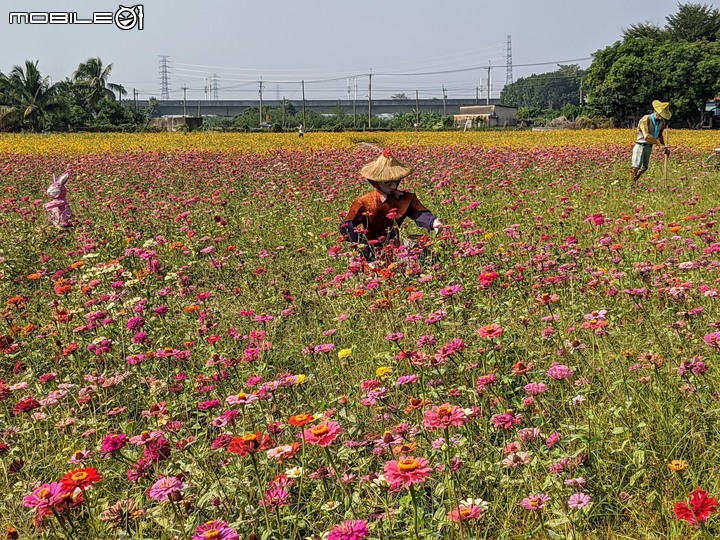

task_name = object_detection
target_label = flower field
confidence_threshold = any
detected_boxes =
[2,131,720,539]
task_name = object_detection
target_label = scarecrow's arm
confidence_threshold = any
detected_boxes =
[408,195,441,232]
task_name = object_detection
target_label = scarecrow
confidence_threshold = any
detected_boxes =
[630,100,671,182]
[339,148,443,262]
[44,170,74,229]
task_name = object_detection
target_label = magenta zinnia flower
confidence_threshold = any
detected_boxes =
[100,433,128,457]
[328,519,370,540]
[303,421,342,447]
[23,482,65,511]
[423,403,468,429]
[193,520,239,540]
[384,456,433,490]
[148,475,184,501]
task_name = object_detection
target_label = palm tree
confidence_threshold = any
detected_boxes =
[73,57,126,113]
[0,60,63,131]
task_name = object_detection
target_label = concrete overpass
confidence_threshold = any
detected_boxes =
[134,98,501,118]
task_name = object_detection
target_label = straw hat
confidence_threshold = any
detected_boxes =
[652,100,672,120]
[360,148,413,182]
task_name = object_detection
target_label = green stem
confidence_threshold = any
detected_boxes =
[409,483,421,540]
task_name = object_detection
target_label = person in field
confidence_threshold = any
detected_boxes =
[630,100,671,182]
[339,147,443,262]
[44,170,74,229]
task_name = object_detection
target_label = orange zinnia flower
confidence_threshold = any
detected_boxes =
[289,414,315,427]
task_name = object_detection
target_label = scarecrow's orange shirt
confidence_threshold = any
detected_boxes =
[343,190,429,241]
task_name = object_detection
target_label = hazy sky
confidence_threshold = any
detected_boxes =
[1,0,685,101]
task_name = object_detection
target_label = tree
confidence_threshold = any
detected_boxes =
[73,58,126,113]
[500,65,585,109]
[665,2,720,42]
[622,22,667,41]
[0,60,64,131]
[584,36,720,126]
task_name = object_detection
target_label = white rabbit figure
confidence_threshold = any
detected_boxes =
[44,170,74,228]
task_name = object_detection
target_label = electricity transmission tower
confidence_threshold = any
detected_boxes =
[505,35,513,86]
[159,55,171,100]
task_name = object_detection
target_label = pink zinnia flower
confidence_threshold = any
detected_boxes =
[568,492,592,509]
[491,412,522,430]
[423,403,468,429]
[23,482,64,511]
[384,456,433,490]
[546,362,574,380]
[303,421,342,447]
[193,520,239,540]
[225,392,259,406]
[521,493,551,510]
[129,430,164,446]
[447,498,488,522]
[328,519,370,540]
[477,323,503,339]
[440,284,462,297]
[148,475,184,501]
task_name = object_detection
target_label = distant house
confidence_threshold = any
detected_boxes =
[702,97,720,129]
[454,105,518,128]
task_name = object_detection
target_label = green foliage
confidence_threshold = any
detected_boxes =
[500,64,585,110]
[0,60,65,131]
[73,57,125,114]
[584,38,720,126]
[587,3,720,127]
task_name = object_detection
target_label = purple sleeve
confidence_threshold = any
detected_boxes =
[413,210,437,231]
[340,220,359,242]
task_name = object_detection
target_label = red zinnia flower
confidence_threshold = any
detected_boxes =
[61,467,103,491]
[674,487,719,527]
[227,432,273,457]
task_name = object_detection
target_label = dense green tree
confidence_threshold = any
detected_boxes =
[73,58,125,113]
[500,64,585,109]
[584,38,720,126]
[0,60,64,131]
[665,2,720,41]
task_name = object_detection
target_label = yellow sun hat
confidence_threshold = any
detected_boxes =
[652,100,672,120]
[360,148,414,182]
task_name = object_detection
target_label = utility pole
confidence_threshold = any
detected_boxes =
[182,86,187,118]
[486,62,491,105]
[133,88,138,110]
[415,90,420,128]
[442,85,447,117]
[579,78,584,104]
[368,71,372,129]
[282,96,286,129]
[475,87,479,106]
[258,78,264,127]
[301,80,306,129]
[353,78,357,128]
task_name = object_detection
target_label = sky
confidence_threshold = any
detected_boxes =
[0,0,687,102]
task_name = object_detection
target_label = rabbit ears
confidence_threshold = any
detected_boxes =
[52,171,70,185]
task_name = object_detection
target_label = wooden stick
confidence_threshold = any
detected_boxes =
[663,128,669,189]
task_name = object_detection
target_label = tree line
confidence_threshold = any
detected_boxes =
[2,2,719,132]
[501,2,720,127]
